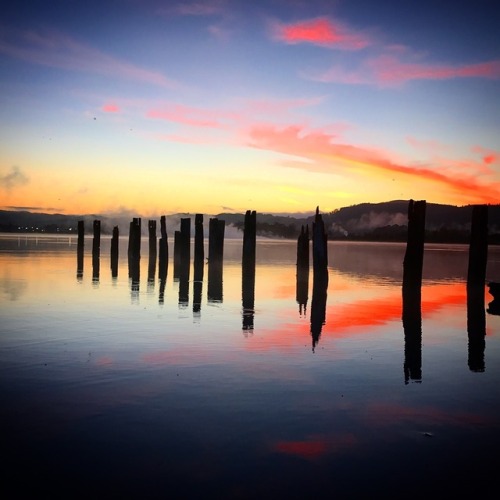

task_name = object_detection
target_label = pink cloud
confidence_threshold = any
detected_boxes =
[147,104,235,128]
[247,123,500,204]
[272,17,370,50]
[0,28,178,88]
[313,54,500,86]
[102,103,120,113]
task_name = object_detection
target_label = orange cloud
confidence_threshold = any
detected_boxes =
[272,17,370,49]
[247,124,500,204]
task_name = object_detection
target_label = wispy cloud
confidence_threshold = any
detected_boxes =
[0,166,29,191]
[247,123,500,204]
[310,54,500,86]
[270,17,371,50]
[0,28,178,88]
[159,0,226,17]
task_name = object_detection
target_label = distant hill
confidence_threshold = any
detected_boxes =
[1,201,499,243]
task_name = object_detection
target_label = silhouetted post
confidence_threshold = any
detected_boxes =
[77,220,84,279]
[312,207,328,290]
[110,225,119,278]
[402,200,426,291]
[180,217,191,279]
[194,214,204,282]
[296,224,309,315]
[148,220,157,284]
[467,205,488,289]
[173,230,181,280]
[92,220,100,282]
[208,218,225,302]
[242,210,256,332]
[402,199,425,383]
[128,218,141,286]
[158,215,168,280]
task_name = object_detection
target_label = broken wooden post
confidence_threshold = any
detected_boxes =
[242,210,256,332]
[92,219,100,281]
[296,224,309,316]
[158,215,169,281]
[148,220,157,284]
[208,218,225,302]
[467,205,488,289]
[312,207,328,290]
[110,225,119,278]
[194,214,204,282]
[77,220,84,278]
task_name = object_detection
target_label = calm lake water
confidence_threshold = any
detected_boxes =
[1,234,500,498]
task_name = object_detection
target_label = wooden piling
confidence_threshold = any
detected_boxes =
[92,220,100,281]
[180,217,191,282]
[128,218,141,282]
[148,220,157,283]
[402,200,426,290]
[77,220,84,278]
[208,218,225,302]
[296,224,309,315]
[173,230,181,280]
[312,207,328,290]
[110,225,119,278]
[467,205,488,289]
[242,210,256,332]
[158,215,168,280]
[194,214,204,282]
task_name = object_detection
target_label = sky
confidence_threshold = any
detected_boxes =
[0,0,499,216]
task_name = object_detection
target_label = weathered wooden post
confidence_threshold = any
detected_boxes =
[92,219,100,281]
[312,207,328,290]
[208,218,225,302]
[402,199,426,383]
[242,210,256,331]
[178,218,191,306]
[128,218,141,286]
[173,230,181,280]
[296,224,309,315]
[194,214,204,282]
[467,205,488,289]
[148,220,157,284]
[158,215,168,280]
[77,220,84,278]
[110,225,119,278]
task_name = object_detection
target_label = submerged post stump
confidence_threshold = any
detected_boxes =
[110,225,119,278]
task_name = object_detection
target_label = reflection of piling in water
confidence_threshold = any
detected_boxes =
[310,282,327,351]
[92,220,100,282]
[467,285,486,372]
[159,277,166,305]
[242,210,256,331]
[128,218,141,289]
[158,215,169,281]
[173,231,181,280]
[402,200,425,383]
[208,218,225,302]
[110,226,119,278]
[296,224,309,316]
[467,205,488,289]
[77,220,84,279]
[193,280,202,314]
[148,220,157,284]
[487,282,500,315]
[402,290,422,384]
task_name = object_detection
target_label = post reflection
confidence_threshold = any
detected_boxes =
[310,281,327,351]
[467,285,486,372]
[402,285,422,384]
[242,265,255,332]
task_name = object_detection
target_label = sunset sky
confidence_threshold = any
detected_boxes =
[1,0,499,216]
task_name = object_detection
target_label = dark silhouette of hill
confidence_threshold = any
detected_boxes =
[1,201,499,243]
